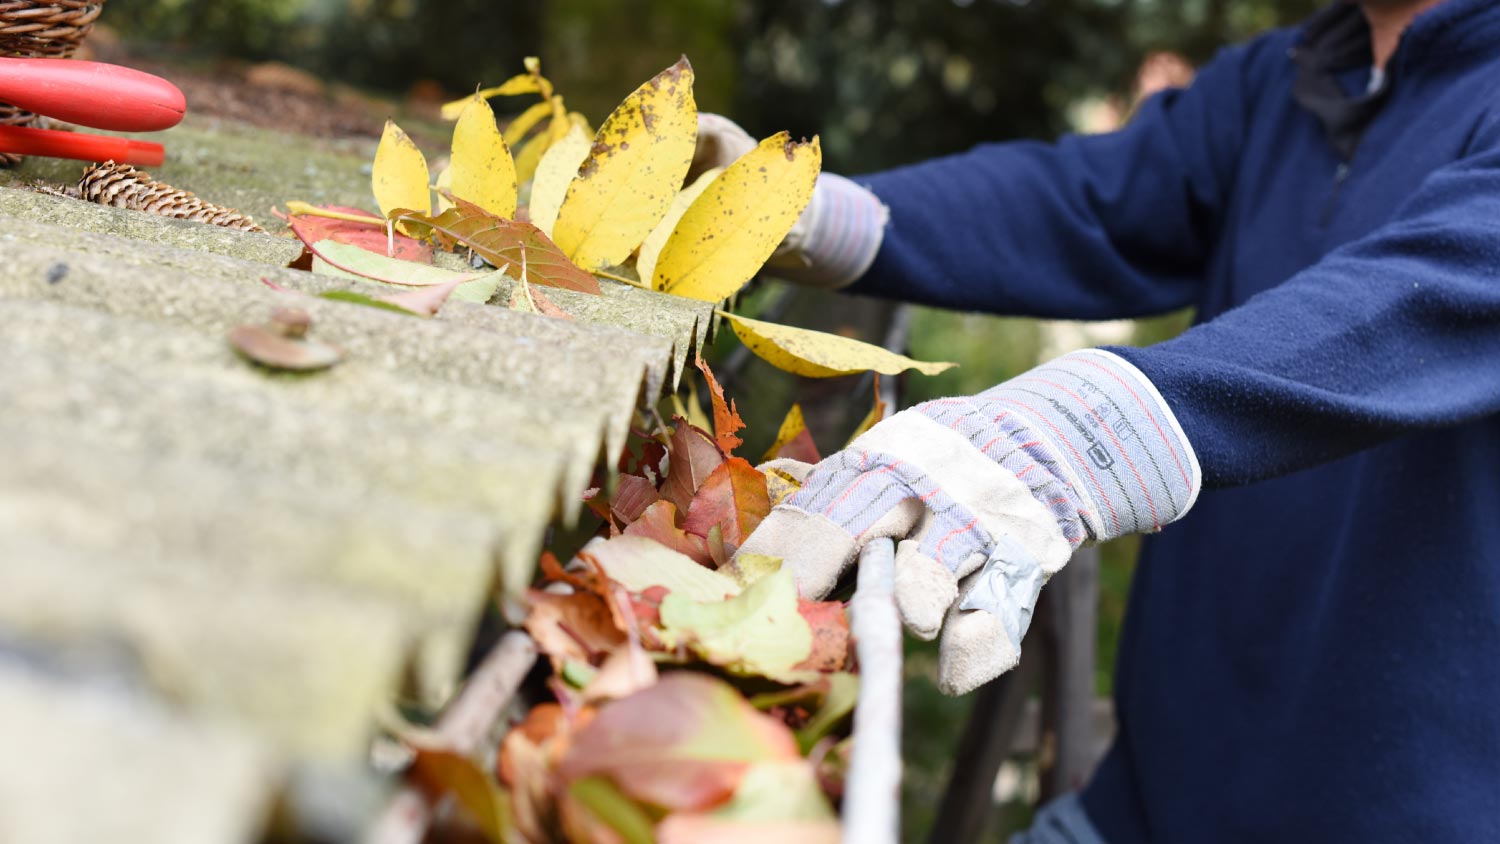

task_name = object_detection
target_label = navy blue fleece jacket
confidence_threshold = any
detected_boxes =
[854,1,1500,841]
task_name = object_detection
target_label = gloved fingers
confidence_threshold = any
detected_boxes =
[690,113,757,181]
[935,541,1048,696]
[914,499,994,574]
[860,496,925,542]
[732,505,857,599]
[936,598,1020,697]
[892,540,960,641]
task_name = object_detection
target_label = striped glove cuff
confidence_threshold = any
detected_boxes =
[768,173,888,289]
[978,349,1201,541]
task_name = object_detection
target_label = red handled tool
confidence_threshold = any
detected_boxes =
[0,57,186,166]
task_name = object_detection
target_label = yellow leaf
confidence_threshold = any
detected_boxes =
[761,404,808,463]
[451,95,518,219]
[513,130,555,188]
[523,56,555,99]
[373,119,431,229]
[847,375,888,444]
[764,470,802,507]
[501,101,554,150]
[439,61,554,120]
[720,311,958,378]
[548,95,570,143]
[552,57,698,270]
[440,77,542,121]
[434,164,453,214]
[529,120,592,237]
[657,132,821,302]
[638,167,722,290]
[567,111,594,136]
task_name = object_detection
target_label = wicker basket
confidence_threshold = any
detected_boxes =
[0,1,108,166]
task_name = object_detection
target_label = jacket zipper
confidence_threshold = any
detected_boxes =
[1321,161,1351,227]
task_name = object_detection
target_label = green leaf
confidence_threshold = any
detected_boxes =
[317,290,420,316]
[308,239,480,286]
[797,673,859,751]
[577,535,740,602]
[567,777,657,844]
[658,565,814,680]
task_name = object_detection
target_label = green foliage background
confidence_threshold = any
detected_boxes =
[104,0,1320,837]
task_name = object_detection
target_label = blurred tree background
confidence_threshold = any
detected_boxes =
[104,0,1322,837]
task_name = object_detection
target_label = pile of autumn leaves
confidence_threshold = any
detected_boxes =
[264,56,940,843]
[467,361,860,844]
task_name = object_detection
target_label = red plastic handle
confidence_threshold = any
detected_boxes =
[0,57,185,132]
[0,124,164,166]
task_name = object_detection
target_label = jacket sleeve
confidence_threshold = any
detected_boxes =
[852,42,1261,320]
[1111,110,1500,488]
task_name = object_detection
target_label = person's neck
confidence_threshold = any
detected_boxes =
[1363,0,1447,69]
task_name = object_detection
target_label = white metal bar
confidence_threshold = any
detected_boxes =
[844,537,902,844]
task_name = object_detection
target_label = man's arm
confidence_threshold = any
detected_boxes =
[849,41,1261,319]
[1112,113,1500,487]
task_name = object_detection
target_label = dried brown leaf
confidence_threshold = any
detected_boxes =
[393,200,601,295]
[662,419,726,514]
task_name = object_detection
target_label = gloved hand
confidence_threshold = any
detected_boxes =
[736,350,1201,695]
[693,113,889,289]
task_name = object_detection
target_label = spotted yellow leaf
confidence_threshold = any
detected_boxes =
[639,167,722,290]
[373,120,431,227]
[451,95,517,219]
[551,57,698,270]
[529,120,592,237]
[720,311,957,378]
[656,133,821,302]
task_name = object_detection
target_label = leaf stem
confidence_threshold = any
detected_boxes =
[284,201,386,226]
[592,269,650,289]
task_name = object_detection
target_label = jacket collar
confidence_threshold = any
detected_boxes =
[1298,1,1500,71]
[1291,1,1500,161]
[1397,0,1500,70]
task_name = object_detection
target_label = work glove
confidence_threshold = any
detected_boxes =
[693,113,888,289]
[736,350,1201,695]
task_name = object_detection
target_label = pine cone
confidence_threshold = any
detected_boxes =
[78,161,264,233]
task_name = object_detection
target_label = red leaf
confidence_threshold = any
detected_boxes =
[558,674,799,812]
[284,205,433,262]
[610,474,661,524]
[695,356,746,454]
[376,278,463,317]
[624,500,712,565]
[776,427,822,464]
[394,202,601,295]
[683,458,771,550]
[662,419,727,514]
[794,600,851,673]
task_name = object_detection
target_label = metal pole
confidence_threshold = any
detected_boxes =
[844,538,902,844]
